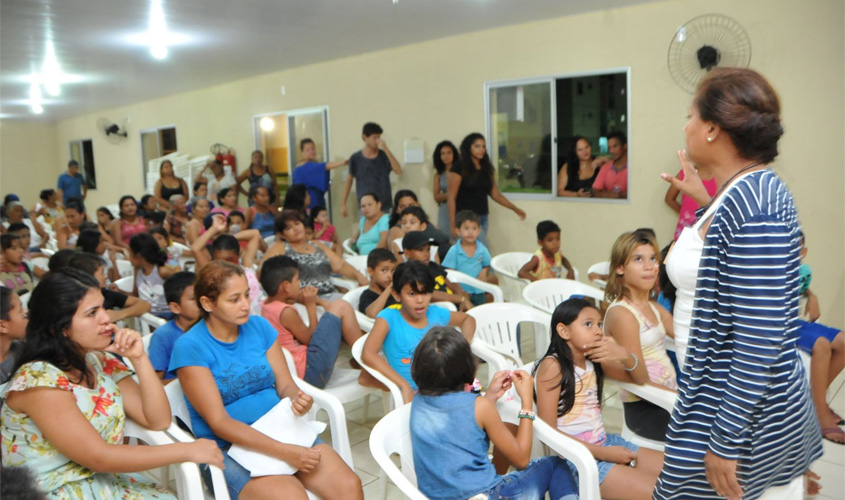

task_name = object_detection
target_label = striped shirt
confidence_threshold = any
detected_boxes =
[654,170,822,500]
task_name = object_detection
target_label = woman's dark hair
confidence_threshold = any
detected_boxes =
[249,185,270,204]
[193,181,206,193]
[564,136,595,190]
[399,206,428,225]
[194,260,245,318]
[694,67,783,164]
[159,159,173,175]
[359,192,380,205]
[69,252,106,277]
[432,140,459,175]
[457,132,494,180]
[533,298,603,417]
[129,233,167,267]
[96,206,115,222]
[39,189,55,201]
[658,243,676,307]
[76,229,102,254]
[118,195,137,219]
[412,327,476,396]
[148,225,169,242]
[282,184,308,212]
[216,187,234,206]
[389,189,418,227]
[140,194,156,210]
[1,286,12,320]
[392,261,435,295]
[13,268,101,386]
[64,199,86,218]
[275,209,305,235]
[48,249,78,271]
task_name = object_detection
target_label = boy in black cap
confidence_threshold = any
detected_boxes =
[402,231,472,311]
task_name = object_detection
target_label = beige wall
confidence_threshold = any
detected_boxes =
[3,0,842,323]
[0,121,61,205]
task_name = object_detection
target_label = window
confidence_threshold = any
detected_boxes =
[140,126,178,187]
[485,68,630,201]
[69,139,96,189]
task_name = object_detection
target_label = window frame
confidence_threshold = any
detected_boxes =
[68,138,96,190]
[139,124,178,188]
[483,66,631,203]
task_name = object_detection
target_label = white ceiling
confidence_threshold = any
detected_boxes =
[1,0,658,121]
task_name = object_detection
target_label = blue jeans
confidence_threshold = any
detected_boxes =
[486,456,578,500]
[303,312,342,388]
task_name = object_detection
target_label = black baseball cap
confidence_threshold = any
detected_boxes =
[402,231,434,250]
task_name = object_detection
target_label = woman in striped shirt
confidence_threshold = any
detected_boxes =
[657,68,822,500]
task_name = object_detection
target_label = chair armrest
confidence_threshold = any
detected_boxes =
[614,381,677,413]
[534,419,602,500]
[354,311,375,332]
[470,338,514,384]
[330,276,358,292]
[291,375,355,469]
[163,422,231,500]
[446,270,504,303]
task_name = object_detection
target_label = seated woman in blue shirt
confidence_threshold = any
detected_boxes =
[351,193,389,255]
[169,260,362,500]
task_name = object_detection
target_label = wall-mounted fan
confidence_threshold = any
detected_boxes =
[97,117,128,144]
[668,14,751,94]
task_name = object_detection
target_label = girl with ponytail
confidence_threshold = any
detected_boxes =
[129,232,176,319]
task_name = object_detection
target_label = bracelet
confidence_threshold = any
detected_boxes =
[517,409,536,421]
[623,353,639,372]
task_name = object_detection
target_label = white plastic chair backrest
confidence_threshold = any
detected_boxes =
[587,261,610,288]
[105,204,120,219]
[445,269,504,303]
[351,335,404,410]
[116,260,134,278]
[490,252,533,303]
[30,256,49,271]
[263,235,276,247]
[40,248,56,257]
[522,279,605,315]
[139,313,167,336]
[342,286,375,332]
[468,303,552,367]
[114,276,134,293]
[369,404,427,500]
[18,292,31,310]
[342,238,358,256]
[343,255,369,275]
[164,379,193,431]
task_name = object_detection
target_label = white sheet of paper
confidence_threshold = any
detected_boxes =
[228,398,327,477]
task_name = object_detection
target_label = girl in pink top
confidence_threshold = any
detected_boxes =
[111,195,146,249]
[310,206,340,253]
[664,169,717,240]
[208,187,244,219]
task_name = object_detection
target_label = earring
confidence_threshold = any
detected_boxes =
[706,137,713,143]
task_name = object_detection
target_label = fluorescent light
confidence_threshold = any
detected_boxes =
[260,117,275,132]
[42,41,62,96]
[149,0,169,60]
[29,81,44,114]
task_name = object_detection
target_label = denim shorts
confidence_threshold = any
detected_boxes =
[201,437,325,499]
[565,433,639,485]
[486,456,578,500]
[303,312,342,389]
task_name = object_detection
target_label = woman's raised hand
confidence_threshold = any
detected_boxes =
[661,150,711,206]
[104,325,146,360]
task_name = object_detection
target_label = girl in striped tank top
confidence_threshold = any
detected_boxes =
[535,298,664,500]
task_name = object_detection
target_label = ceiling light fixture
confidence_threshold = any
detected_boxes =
[149,0,169,60]
[29,81,44,114]
[42,41,62,96]
[259,117,275,132]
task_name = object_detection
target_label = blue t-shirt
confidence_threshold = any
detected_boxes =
[148,320,186,380]
[168,316,280,448]
[376,305,451,389]
[57,172,84,203]
[292,162,330,209]
[357,214,390,255]
[442,240,492,294]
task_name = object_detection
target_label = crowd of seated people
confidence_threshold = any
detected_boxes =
[0,120,837,500]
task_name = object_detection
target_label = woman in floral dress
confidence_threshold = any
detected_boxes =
[1,268,222,499]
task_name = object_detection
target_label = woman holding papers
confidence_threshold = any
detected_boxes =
[170,260,362,500]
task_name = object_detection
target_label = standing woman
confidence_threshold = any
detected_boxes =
[170,261,363,500]
[0,269,222,499]
[656,68,822,500]
[448,133,526,247]
[432,141,459,235]
[154,160,189,210]
[556,136,607,197]
[237,150,279,208]
[111,196,147,250]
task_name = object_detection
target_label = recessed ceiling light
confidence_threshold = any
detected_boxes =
[259,117,275,132]
[149,0,169,60]
[42,41,62,96]
[29,82,44,114]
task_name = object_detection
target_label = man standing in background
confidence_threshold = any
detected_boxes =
[57,159,86,204]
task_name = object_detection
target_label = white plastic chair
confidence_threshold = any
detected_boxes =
[342,238,358,256]
[116,259,134,278]
[139,313,167,336]
[114,276,134,293]
[446,269,504,303]
[611,381,677,452]
[343,254,369,275]
[369,403,427,500]
[30,256,49,271]
[18,292,31,309]
[490,252,532,304]
[40,248,55,257]
[468,303,552,367]
[522,279,605,315]
[342,286,376,332]
[587,261,610,289]
[263,234,276,247]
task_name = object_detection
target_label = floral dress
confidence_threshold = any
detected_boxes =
[1,353,176,500]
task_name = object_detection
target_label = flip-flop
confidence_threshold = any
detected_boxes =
[829,407,845,426]
[822,426,845,445]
